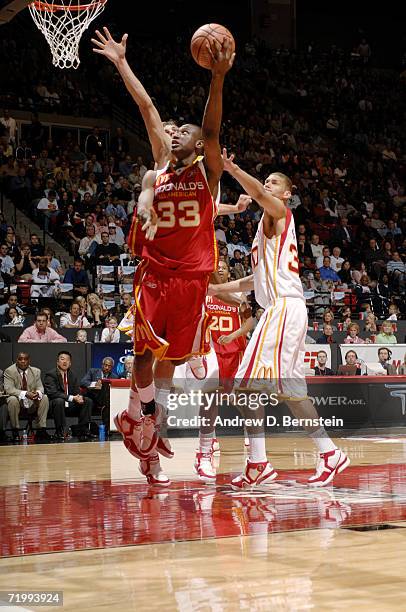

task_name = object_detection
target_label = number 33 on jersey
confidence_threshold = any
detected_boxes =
[251,208,304,308]
[129,158,218,278]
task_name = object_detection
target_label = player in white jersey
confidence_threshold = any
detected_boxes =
[208,150,350,489]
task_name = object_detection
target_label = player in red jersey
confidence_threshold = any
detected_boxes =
[208,260,253,390]
[94,29,244,485]
[193,259,254,482]
[116,38,234,485]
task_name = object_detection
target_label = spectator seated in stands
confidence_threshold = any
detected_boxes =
[105,198,128,223]
[364,312,378,334]
[44,247,64,278]
[354,275,373,308]
[14,243,36,280]
[80,356,118,432]
[44,351,93,442]
[0,243,15,283]
[337,350,362,376]
[366,347,398,375]
[344,322,371,344]
[107,223,125,247]
[121,355,134,379]
[37,189,59,234]
[0,293,23,318]
[375,320,398,344]
[387,304,400,321]
[318,256,341,282]
[75,330,88,343]
[118,292,133,317]
[4,352,51,442]
[41,306,58,330]
[18,311,67,343]
[386,252,405,294]
[100,316,120,343]
[86,293,108,327]
[63,258,91,295]
[322,309,337,331]
[78,225,98,267]
[59,301,91,328]
[314,350,335,376]
[30,257,61,299]
[316,324,336,344]
[28,233,44,261]
[2,306,24,326]
[95,231,121,266]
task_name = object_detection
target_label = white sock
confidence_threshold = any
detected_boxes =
[127,388,141,420]
[309,427,337,453]
[138,382,155,404]
[199,430,214,454]
[249,436,267,463]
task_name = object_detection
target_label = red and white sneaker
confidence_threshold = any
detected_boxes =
[231,459,278,490]
[308,449,350,487]
[194,452,216,484]
[140,404,162,455]
[114,410,148,460]
[211,438,220,455]
[157,436,174,459]
[189,356,208,380]
[139,453,170,487]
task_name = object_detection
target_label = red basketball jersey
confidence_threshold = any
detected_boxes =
[206,295,246,355]
[128,158,218,278]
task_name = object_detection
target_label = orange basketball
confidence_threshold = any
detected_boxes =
[191,23,235,69]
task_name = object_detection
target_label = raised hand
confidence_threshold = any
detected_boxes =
[235,194,252,212]
[207,37,235,76]
[222,147,238,173]
[91,27,128,64]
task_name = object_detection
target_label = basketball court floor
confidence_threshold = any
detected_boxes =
[1,434,406,610]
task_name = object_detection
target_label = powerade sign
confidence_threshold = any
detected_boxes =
[92,344,134,378]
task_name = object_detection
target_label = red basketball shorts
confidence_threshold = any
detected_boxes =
[217,351,244,391]
[133,263,211,361]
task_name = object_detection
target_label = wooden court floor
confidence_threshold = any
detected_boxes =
[1,434,406,611]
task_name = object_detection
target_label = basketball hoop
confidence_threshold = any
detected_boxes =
[28,0,107,69]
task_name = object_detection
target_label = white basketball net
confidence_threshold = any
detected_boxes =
[28,0,107,69]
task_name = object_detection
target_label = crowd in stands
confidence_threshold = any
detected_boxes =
[0,26,405,441]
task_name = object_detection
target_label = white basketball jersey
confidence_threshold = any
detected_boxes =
[251,208,304,308]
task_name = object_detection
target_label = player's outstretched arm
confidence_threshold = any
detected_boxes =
[222,149,286,219]
[218,194,252,215]
[137,170,158,240]
[92,27,169,167]
[208,274,254,296]
[218,316,254,345]
[202,38,235,195]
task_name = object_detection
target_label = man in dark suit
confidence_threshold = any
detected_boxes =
[4,352,51,442]
[44,350,93,441]
[80,357,118,431]
[332,217,354,255]
[0,369,8,443]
